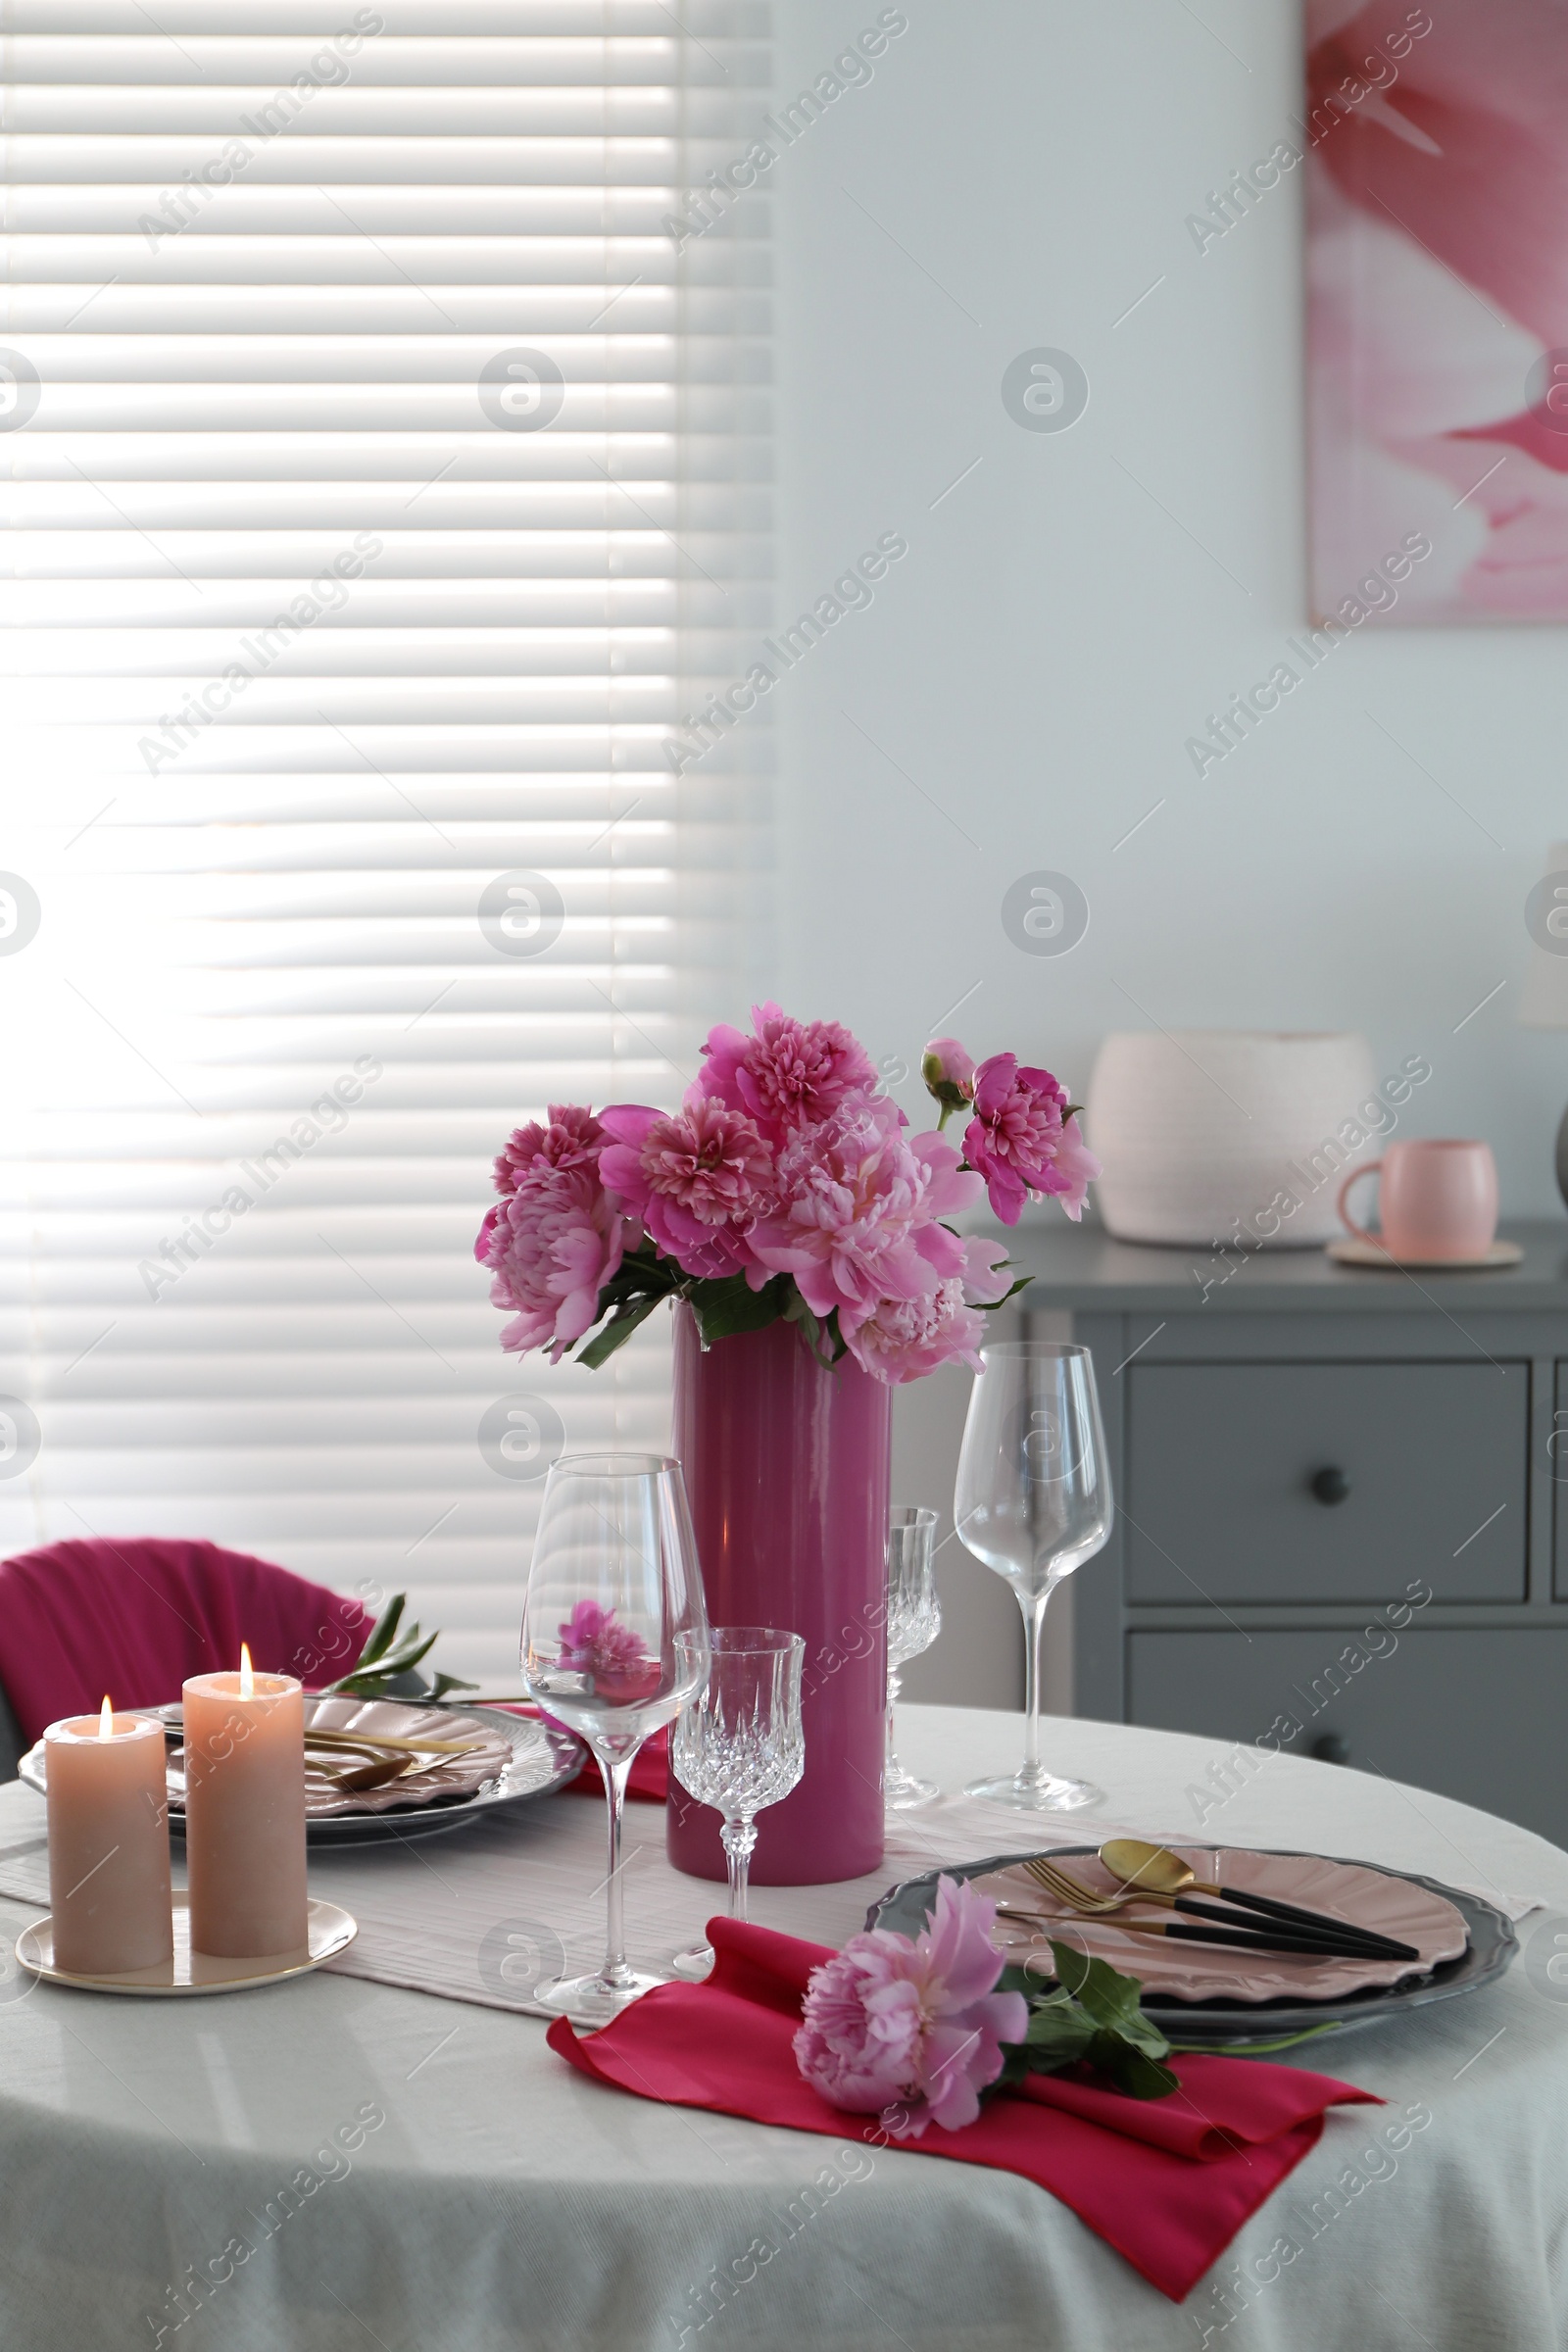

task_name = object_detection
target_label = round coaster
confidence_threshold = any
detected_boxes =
[1326,1238,1522,1272]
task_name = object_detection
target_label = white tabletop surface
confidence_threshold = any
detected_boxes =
[1,1701,1565,2352]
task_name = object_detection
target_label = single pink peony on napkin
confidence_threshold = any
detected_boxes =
[793,1875,1029,2137]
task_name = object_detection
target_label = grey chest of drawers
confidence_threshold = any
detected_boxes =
[1005,1218,1568,1845]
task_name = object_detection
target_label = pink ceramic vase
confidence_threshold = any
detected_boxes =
[666,1305,889,1886]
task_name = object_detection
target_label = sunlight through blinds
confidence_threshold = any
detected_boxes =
[0,0,773,1683]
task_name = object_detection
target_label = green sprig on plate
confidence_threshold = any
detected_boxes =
[323,1592,478,1704]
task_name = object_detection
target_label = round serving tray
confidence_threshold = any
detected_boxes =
[17,1893,356,1996]
[20,1700,585,1847]
[868,1845,1518,2043]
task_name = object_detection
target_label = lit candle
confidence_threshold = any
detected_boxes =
[183,1644,308,1959]
[45,1697,173,1976]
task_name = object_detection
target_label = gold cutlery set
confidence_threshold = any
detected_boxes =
[302,1726,489,1792]
[998,1839,1419,1964]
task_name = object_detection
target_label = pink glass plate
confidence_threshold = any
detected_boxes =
[972,1844,1468,2004]
[166,1695,516,1817]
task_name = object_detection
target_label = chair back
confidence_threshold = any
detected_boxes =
[0,1536,371,1745]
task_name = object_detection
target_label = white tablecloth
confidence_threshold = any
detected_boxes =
[1,1703,1565,2352]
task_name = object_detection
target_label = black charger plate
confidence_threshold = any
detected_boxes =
[868,1845,1518,2044]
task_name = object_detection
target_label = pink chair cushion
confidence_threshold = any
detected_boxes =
[0,1536,372,1743]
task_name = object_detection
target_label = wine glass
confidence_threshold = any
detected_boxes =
[955,1341,1112,1811]
[669,1628,805,1979]
[884,1505,940,1809]
[520,1451,710,2022]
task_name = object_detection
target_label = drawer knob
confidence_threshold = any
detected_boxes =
[1309,1733,1350,1766]
[1309,1465,1351,1506]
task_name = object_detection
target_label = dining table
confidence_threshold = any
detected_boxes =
[0,1699,1563,2352]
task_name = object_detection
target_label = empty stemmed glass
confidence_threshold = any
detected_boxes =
[520,1452,710,2023]
[669,1628,805,1980]
[884,1505,940,1809]
[956,1341,1112,1811]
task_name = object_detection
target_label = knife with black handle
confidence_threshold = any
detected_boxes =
[998,1906,1423,1964]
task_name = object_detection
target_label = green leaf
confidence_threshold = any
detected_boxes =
[1001,1941,1178,2102]
[990,2044,1032,2094]
[369,1626,441,1677]
[1049,1941,1170,2056]
[595,1250,681,1309]
[427,1669,480,1701]
[1167,2022,1344,2057]
[976,1275,1034,1314]
[781,1288,843,1371]
[995,1963,1041,1998]
[574,1292,664,1369]
[1083,2033,1181,2101]
[687,1272,790,1345]
[563,1246,685,1371]
[353,1592,406,1670]
[1019,1990,1098,2070]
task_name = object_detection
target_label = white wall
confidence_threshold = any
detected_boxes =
[765,0,1568,1203]
[759,0,1568,1706]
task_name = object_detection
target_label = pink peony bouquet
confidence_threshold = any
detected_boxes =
[475,1004,1099,1386]
[793,1875,1177,2139]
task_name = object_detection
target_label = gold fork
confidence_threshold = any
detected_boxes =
[1023,1853,1268,1925]
[304,1729,487,1757]
[1021,1855,1149,1915]
[310,1750,429,1793]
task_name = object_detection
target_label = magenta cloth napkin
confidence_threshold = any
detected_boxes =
[0,1536,372,1740]
[548,1917,1382,2303]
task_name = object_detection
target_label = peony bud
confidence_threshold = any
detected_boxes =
[921,1039,977,1124]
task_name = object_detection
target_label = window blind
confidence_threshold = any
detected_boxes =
[0,0,772,1686]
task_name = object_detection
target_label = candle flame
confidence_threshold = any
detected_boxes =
[99,1696,114,1740]
[239,1642,254,1699]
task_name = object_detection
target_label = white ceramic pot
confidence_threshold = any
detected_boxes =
[1086,1031,1381,1248]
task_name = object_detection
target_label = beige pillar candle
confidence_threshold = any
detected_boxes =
[46,1701,173,1976]
[183,1647,308,1959]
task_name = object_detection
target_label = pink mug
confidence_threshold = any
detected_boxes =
[1337,1138,1498,1261]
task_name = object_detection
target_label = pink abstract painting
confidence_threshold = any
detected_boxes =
[1307,0,1568,622]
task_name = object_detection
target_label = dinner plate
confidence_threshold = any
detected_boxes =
[973,1845,1467,2001]
[19,1699,586,1846]
[16,1893,356,1995]
[869,1846,1518,2043]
